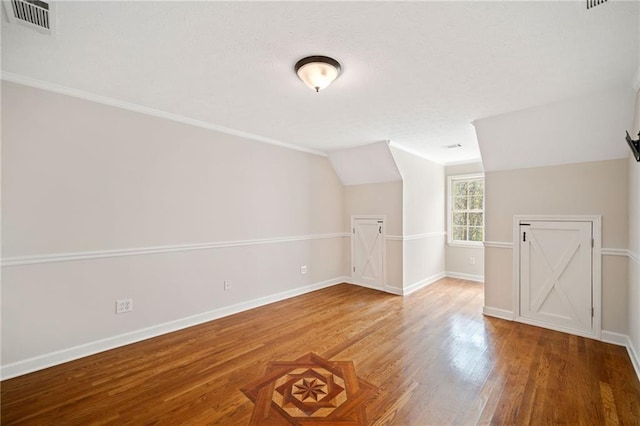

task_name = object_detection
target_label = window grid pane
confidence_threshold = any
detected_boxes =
[450,176,484,243]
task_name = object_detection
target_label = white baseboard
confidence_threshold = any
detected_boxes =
[602,330,640,382]
[445,271,484,283]
[403,272,447,295]
[601,330,629,346]
[382,285,404,295]
[344,272,446,296]
[0,277,344,380]
[340,277,403,296]
[482,306,514,321]
[8,275,636,385]
[628,337,640,382]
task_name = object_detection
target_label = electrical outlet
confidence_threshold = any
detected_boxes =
[115,299,133,314]
[224,280,231,291]
[300,265,307,274]
[469,257,476,265]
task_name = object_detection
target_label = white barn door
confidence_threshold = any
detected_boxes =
[519,221,593,336]
[352,217,385,290]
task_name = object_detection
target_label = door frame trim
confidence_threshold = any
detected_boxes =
[351,215,387,291]
[512,215,602,340]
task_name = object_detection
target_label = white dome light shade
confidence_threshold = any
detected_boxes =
[294,56,341,93]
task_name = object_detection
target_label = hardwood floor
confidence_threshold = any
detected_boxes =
[2,278,639,425]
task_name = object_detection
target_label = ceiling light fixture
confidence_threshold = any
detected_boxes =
[294,56,341,93]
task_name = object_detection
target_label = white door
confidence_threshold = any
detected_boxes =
[352,217,384,289]
[519,221,593,335]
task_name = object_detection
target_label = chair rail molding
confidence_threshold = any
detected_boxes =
[2,233,351,267]
[483,241,513,249]
[386,232,446,242]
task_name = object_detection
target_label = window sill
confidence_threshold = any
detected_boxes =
[447,241,484,249]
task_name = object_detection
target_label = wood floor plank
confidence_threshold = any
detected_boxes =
[2,279,639,425]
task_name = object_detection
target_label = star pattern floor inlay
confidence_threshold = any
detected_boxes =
[242,352,378,425]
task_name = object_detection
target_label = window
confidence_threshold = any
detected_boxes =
[447,173,484,246]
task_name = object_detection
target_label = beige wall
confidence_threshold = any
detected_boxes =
[631,89,640,256]
[445,245,485,280]
[342,147,449,292]
[445,162,485,280]
[484,159,629,333]
[343,182,403,236]
[343,182,403,288]
[390,148,444,236]
[1,82,347,369]
[390,148,446,290]
[628,88,640,363]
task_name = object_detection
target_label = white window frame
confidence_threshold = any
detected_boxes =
[447,173,485,247]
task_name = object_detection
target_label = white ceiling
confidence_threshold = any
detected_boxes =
[2,1,638,164]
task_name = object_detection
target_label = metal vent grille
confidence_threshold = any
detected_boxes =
[4,0,54,34]
[586,0,607,9]
[441,144,462,149]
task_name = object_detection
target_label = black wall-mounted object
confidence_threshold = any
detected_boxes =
[627,131,640,162]
[586,0,607,9]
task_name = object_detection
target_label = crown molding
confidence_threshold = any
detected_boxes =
[1,72,328,158]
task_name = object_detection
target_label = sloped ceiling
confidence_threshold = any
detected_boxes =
[475,86,637,172]
[1,1,639,165]
[328,141,401,186]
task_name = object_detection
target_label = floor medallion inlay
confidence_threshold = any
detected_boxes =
[242,352,377,425]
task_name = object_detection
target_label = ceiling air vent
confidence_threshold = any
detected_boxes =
[441,144,462,149]
[586,0,607,10]
[4,0,55,35]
